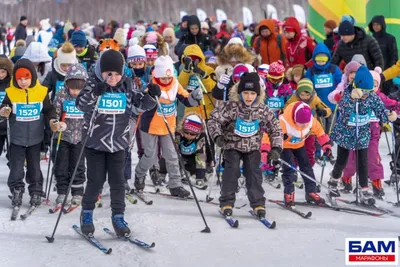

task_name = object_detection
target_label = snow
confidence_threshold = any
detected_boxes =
[0,137,399,267]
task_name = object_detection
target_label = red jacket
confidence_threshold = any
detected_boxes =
[283,17,315,68]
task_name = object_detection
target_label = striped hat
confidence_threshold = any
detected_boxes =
[297,78,314,95]
[183,114,203,134]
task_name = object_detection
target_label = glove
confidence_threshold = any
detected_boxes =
[193,67,206,78]
[351,88,363,99]
[183,56,192,72]
[283,134,289,140]
[147,83,161,98]
[217,74,230,89]
[387,110,398,122]
[382,123,392,132]
[215,136,224,147]
[316,108,327,117]
[333,92,343,104]
[267,147,281,162]
[93,82,107,96]
[50,119,67,132]
[0,106,11,118]
[190,87,203,101]
[322,143,332,157]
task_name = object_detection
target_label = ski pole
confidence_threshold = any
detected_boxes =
[195,75,216,109]
[155,95,210,233]
[128,113,142,153]
[328,105,338,135]
[206,146,223,202]
[354,100,360,204]
[6,115,10,157]
[384,129,392,156]
[391,123,400,205]
[43,133,55,205]
[317,155,327,193]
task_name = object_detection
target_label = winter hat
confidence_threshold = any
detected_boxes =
[351,54,367,66]
[0,57,13,76]
[292,64,305,76]
[207,56,217,64]
[54,42,78,75]
[132,29,145,40]
[40,19,51,31]
[257,64,270,78]
[145,31,158,44]
[143,44,158,59]
[353,65,374,91]
[20,16,27,22]
[129,37,139,47]
[268,60,285,78]
[370,66,382,88]
[338,20,354,36]
[12,46,27,63]
[324,20,337,31]
[15,68,32,80]
[344,61,361,76]
[183,114,203,134]
[63,21,74,36]
[22,42,52,63]
[341,15,356,26]
[153,55,174,78]
[297,78,314,95]
[204,50,214,58]
[71,30,88,47]
[127,45,146,63]
[201,21,209,30]
[100,49,125,75]
[232,64,250,82]
[113,28,126,46]
[65,63,89,89]
[227,37,243,46]
[163,28,175,39]
[15,39,26,48]
[12,59,38,88]
[238,72,261,95]
[293,102,312,124]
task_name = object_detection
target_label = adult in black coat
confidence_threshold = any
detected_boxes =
[175,15,189,40]
[331,20,383,70]
[14,16,28,42]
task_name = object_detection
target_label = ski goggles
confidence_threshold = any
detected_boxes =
[314,56,329,62]
[267,74,284,83]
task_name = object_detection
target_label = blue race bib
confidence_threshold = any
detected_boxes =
[0,92,5,104]
[98,93,127,114]
[180,141,197,155]
[157,102,176,117]
[55,80,65,94]
[234,118,259,137]
[81,62,88,70]
[314,73,333,89]
[266,96,284,110]
[348,112,370,126]
[289,136,303,144]
[15,102,41,122]
[186,75,199,91]
[63,100,84,119]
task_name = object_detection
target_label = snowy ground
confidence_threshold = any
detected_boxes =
[0,137,399,267]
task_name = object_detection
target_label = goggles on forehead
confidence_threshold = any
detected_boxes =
[267,74,284,83]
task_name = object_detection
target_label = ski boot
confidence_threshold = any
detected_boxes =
[371,180,385,200]
[195,178,206,187]
[56,194,66,204]
[80,210,95,236]
[134,175,146,191]
[341,176,353,193]
[327,172,341,198]
[221,205,233,216]
[111,214,131,237]
[327,154,336,165]
[253,206,266,218]
[360,187,376,205]
[306,192,325,205]
[11,188,23,207]
[150,167,163,186]
[206,164,213,175]
[169,186,190,198]
[71,195,82,206]
[284,192,295,208]
[29,194,41,207]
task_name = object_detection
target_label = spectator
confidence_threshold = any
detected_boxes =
[14,16,28,42]
[175,15,190,39]
[175,15,211,55]
[323,20,337,54]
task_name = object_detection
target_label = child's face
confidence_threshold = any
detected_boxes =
[17,77,31,89]
[348,72,356,83]
[102,71,122,87]
[323,26,332,35]
[293,74,302,83]
[183,131,198,140]
[189,25,199,36]
[373,80,379,92]
[68,88,81,98]
[60,63,72,72]
[147,59,155,66]
[130,62,146,69]
[316,60,327,66]
[0,69,8,80]
[283,31,296,40]
[260,28,271,38]
[75,46,85,54]
[159,77,172,85]
[241,91,257,105]
[299,91,311,101]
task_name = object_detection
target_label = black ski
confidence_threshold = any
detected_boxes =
[73,225,112,254]
[131,189,153,205]
[268,199,312,219]
[219,210,239,228]
[49,204,62,214]
[103,228,155,249]
[20,205,37,220]
[249,210,276,229]
[335,198,399,217]
[11,206,20,221]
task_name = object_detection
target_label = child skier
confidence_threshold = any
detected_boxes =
[286,64,305,90]
[328,66,397,204]
[76,49,159,237]
[0,58,60,208]
[0,56,13,156]
[143,44,158,68]
[52,63,88,207]
[134,55,203,198]
[208,72,283,218]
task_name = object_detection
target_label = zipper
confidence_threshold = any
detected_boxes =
[110,114,115,152]
[25,89,29,146]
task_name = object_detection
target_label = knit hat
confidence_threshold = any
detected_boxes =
[65,63,88,89]
[207,56,217,64]
[71,30,87,47]
[15,68,32,80]
[11,46,27,63]
[20,16,27,22]
[292,64,305,76]
[268,60,285,78]
[354,65,374,91]
[232,64,250,82]
[143,44,158,59]
[113,28,126,46]
[370,66,382,88]
[257,64,269,78]
[294,102,312,124]
[351,54,367,66]
[201,21,209,30]
[127,45,146,63]
[238,72,261,95]
[204,50,214,58]
[40,19,51,31]
[54,42,78,75]
[341,15,356,26]
[344,61,361,76]
[183,114,203,134]
[100,49,125,75]
[153,56,174,78]
[63,21,74,35]
[129,37,139,47]
[227,37,243,46]
[297,78,314,95]
[145,31,158,44]
[338,20,355,36]
[324,20,337,30]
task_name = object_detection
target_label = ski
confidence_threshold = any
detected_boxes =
[131,189,153,205]
[335,198,396,216]
[11,206,20,221]
[125,193,138,204]
[49,204,63,214]
[267,182,281,189]
[103,228,155,249]
[20,205,38,220]
[294,181,304,189]
[63,204,80,214]
[219,210,239,228]
[154,184,168,193]
[182,179,208,190]
[73,225,112,254]
[249,210,276,229]
[268,199,312,219]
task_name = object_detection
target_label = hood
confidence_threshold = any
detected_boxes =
[352,26,367,43]
[217,44,255,65]
[229,81,266,105]
[282,101,311,130]
[176,111,205,134]
[312,43,331,70]
[181,44,205,68]
[368,15,386,33]
[22,42,52,63]
[256,19,276,36]
[12,58,38,88]
[188,15,201,31]
[53,27,65,43]
[0,57,13,77]
[282,17,301,39]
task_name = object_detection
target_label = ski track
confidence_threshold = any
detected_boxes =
[0,137,399,267]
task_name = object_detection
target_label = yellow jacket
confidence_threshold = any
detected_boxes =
[383,59,400,81]
[178,44,216,119]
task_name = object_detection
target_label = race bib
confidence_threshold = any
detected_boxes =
[180,141,197,155]
[81,62,88,70]
[98,93,127,114]
[314,73,333,89]
[234,118,259,137]
[63,100,84,119]
[55,81,65,94]
[157,102,176,117]
[369,111,379,122]
[289,136,303,144]
[266,96,284,110]
[186,75,199,91]
[348,112,370,126]
[0,91,5,104]
[15,102,41,122]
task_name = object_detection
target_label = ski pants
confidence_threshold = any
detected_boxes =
[182,153,206,179]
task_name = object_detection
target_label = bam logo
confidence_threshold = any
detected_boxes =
[345,238,398,265]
